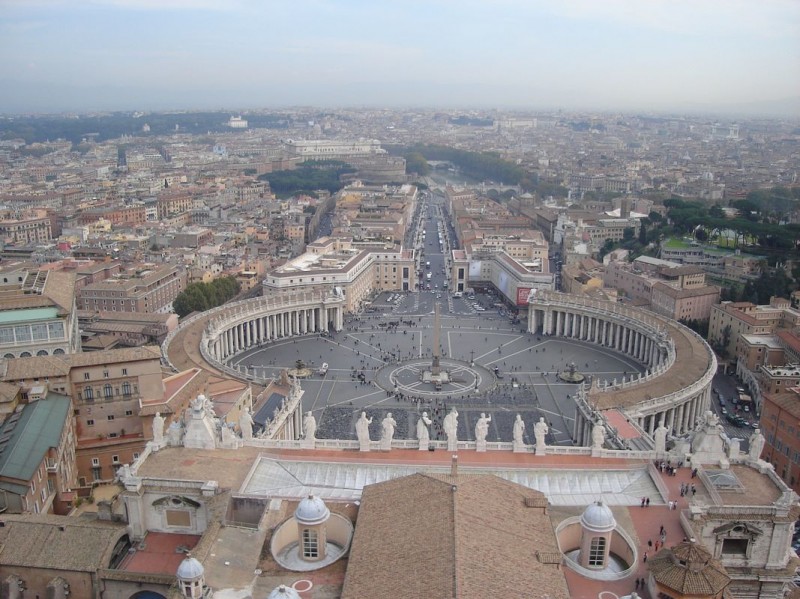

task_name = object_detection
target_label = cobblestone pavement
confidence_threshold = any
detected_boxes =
[232,303,645,445]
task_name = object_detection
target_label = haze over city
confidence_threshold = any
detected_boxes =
[1,0,799,115]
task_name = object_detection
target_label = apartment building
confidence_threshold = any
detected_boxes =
[0,392,76,515]
[1,346,164,485]
[77,264,187,314]
[760,386,800,492]
[264,237,415,311]
[0,268,80,358]
[0,213,51,244]
[708,297,800,359]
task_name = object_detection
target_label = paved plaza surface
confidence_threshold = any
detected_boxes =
[231,197,645,445]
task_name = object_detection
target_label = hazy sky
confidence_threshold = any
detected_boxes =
[1,0,799,115]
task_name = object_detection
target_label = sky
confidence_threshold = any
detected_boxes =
[1,0,799,115]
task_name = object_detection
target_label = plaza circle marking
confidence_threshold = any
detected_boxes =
[377,358,495,398]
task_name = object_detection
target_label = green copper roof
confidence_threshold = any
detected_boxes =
[0,393,70,484]
[0,307,59,324]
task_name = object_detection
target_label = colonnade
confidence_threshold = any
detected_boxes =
[528,291,715,449]
[207,300,344,363]
[530,307,665,370]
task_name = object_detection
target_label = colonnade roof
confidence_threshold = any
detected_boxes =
[588,317,712,410]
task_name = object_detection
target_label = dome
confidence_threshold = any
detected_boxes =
[176,556,204,580]
[580,501,616,533]
[295,495,330,526]
[267,585,301,599]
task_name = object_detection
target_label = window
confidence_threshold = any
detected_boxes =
[588,536,606,567]
[722,538,749,556]
[302,529,318,558]
[132,452,140,460]
[84,386,94,401]
[122,368,128,375]
[107,415,115,421]
[84,372,90,380]
[112,455,120,464]
[104,384,113,398]
[91,457,100,467]
[87,419,95,426]
[122,382,131,396]
[125,409,133,416]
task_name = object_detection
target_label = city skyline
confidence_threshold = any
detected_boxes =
[1,0,799,116]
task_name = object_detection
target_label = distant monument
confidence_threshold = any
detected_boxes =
[591,422,606,450]
[422,303,450,389]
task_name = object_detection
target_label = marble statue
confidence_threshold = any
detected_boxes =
[534,417,549,453]
[416,412,432,449]
[303,411,317,441]
[356,411,372,451]
[152,412,165,446]
[117,464,132,483]
[475,413,492,442]
[527,288,538,302]
[591,422,606,449]
[192,394,207,412]
[381,412,397,450]
[443,408,459,451]
[239,407,255,441]
[513,415,525,444]
[654,418,669,454]
[749,427,765,461]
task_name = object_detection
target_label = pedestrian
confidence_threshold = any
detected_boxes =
[643,552,648,563]
[647,539,652,548]
[646,497,650,507]
[635,578,640,590]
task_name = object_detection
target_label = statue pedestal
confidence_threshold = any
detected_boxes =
[447,438,458,452]
[476,439,487,453]
[591,447,604,458]
[512,441,526,453]
[418,439,429,451]
[359,441,370,452]
[303,439,316,450]
[380,439,392,451]
[535,444,547,456]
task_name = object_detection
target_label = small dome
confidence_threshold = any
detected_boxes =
[580,501,616,533]
[295,495,330,526]
[268,585,301,599]
[176,556,204,580]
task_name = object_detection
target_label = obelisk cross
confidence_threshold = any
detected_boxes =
[432,302,441,375]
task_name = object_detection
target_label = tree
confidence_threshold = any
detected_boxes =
[173,276,241,317]
[622,227,635,242]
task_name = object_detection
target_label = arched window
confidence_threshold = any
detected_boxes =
[36,349,48,356]
[588,536,606,567]
[53,348,65,355]
[302,528,318,558]
[85,386,94,400]
[122,382,131,396]
[19,351,31,358]
[104,384,113,398]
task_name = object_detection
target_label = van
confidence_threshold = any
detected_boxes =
[453,292,463,298]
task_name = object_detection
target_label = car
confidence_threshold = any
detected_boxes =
[743,405,750,412]
[720,407,728,415]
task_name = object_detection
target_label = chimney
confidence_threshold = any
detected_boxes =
[451,454,458,478]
